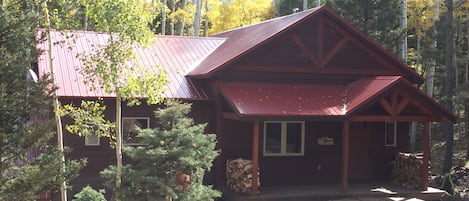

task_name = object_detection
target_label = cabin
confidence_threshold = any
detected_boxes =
[37,6,456,200]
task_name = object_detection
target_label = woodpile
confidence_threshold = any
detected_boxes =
[390,153,427,189]
[226,158,260,195]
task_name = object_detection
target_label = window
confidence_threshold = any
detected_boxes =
[385,122,397,147]
[122,117,149,145]
[85,135,100,146]
[264,121,304,156]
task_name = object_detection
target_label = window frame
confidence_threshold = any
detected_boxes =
[263,121,305,156]
[122,117,150,145]
[85,135,100,146]
[384,122,397,147]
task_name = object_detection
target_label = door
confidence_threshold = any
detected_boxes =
[349,122,373,183]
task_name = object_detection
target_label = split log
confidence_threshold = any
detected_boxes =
[226,158,260,195]
[391,152,429,189]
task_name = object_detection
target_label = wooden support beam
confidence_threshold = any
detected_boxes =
[350,115,434,122]
[321,37,349,68]
[422,122,430,190]
[251,120,259,196]
[399,91,438,117]
[232,64,388,75]
[323,17,399,73]
[379,99,394,116]
[291,34,320,66]
[396,98,410,115]
[391,91,399,113]
[342,121,350,193]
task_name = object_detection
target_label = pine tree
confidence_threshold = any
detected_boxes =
[101,102,221,201]
[0,0,84,200]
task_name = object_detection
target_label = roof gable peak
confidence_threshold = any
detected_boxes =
[188,6,424,84]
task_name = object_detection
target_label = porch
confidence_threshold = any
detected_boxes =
[216,79,458,194]
[220,183,447,201]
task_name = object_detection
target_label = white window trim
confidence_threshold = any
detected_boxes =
[85,135,100,146]
[122,117,150,145]
[263,121,305,156]
[385,122,397,147]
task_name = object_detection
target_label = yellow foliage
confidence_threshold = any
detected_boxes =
[207,0,275,35]
[407,0,435,37]
[455,0,469,20]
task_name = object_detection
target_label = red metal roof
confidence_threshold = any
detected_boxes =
[219,76,456,122]
[37,30,225,99]
[187,7,321,77]
[346,76,402,114]
[218,76,400,118]
[187,6,424,84]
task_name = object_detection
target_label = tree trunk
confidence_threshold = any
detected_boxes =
[115,95,123,201]
[194,0,202,36]
[178,0,187,35]
[466,99,469,159]
[162,0,167,35]
[442,0,454,174]
[43,3,67,200]
[399,0,407,61]
[465,25,469,159]
[203,0,208,36]
[170,0,175,35]
[426,0,440,97]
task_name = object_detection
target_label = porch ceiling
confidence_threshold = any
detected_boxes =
[218,76,456,123]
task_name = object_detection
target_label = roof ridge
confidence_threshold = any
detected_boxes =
[212,6,324,37]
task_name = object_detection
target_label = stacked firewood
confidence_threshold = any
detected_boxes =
[226,158,260,195]
[391,153,427,189]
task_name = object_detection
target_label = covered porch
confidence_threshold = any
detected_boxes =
[216,77,456,197]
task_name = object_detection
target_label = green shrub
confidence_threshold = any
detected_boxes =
[72,185,106,201]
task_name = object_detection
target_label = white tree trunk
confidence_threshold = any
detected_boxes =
[194,0,202,36]
[426,0,440,97]
[204,0,208,36]
[399,0,407,61]
[162,0,167,35]
[43,4,67,200]
[115,95,122,201]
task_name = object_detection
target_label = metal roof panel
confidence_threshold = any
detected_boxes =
[37,30,225,99]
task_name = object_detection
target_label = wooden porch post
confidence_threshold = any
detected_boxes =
[342,121,350,193]
[422,122,430,190]
[252,120,259,196]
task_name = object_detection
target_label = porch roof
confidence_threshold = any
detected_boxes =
[219,76,456,123]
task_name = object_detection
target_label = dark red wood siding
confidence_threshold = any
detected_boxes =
[59,98,217,197]
[215,119,410,186]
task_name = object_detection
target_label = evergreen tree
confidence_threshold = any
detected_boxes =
[101,102,221,201]
[0,0,84,200]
